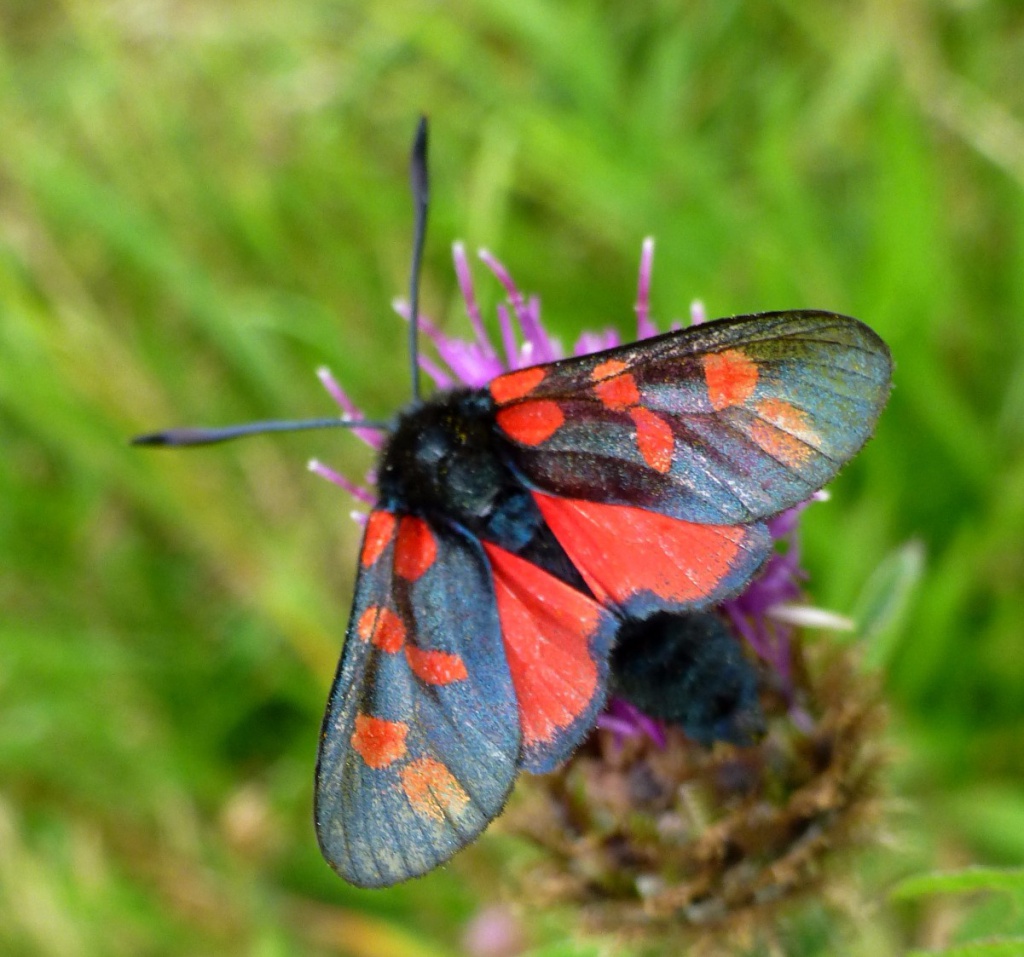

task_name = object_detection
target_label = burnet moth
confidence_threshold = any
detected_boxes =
[134,118,892,887]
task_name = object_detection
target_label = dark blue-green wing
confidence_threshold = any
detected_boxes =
[489,311,892,524]
[315,510,520,888]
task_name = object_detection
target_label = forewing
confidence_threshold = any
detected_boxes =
[490,311,892,523]
[316,510,520,888]
[482,541,618,773]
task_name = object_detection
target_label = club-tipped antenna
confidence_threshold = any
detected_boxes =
[131,416,390,448]
[132,119,430,451]
[408,116,429,403]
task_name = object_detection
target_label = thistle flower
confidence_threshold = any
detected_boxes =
[313,241,887,949]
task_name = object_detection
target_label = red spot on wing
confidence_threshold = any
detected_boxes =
[594,372,640,411]
[591,358,629,380]
[702,349,759,410]
[483,542,602,751]
[534,492,749,606]
[749,398,819,467]
[394,517,437,581]
[495,401,565,446]
[405,647,468,685]
[748,419,812,467]
[591,358,640,409]
[401,757,470,822]
[351,714,408,769]
[361,511,396,567]
[490,366,546,404]
[357,606,406,653]
[755,398,820,444]
[755,397,810,432]
[629,406,674,473]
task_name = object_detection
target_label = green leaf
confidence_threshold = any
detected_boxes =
[892,866,1024,901]
[855,539,926,669]
[905,939,1024,957]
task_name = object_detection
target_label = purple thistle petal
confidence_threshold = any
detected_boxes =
[308,458,375,503]
[724,603,771,663]
[690,300,707,326]
[767,497,817,539]
[452,242,496,356]
[496,303,520,369]
[770,625,793,684]
[740,552,803,611]
[598,699,668,748]
[316,367,385,450]
[573,329,620,356]
[596,712,636,737]
[417,353,454,388]
[393,298,502,386]
[479,250,560,365]
[718,496,830,694]
[521,294,559,364]
[635,237,658,340]
[443,339,506,386]
[478,248,525,312]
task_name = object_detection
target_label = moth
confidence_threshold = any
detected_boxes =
[135,119,892,887]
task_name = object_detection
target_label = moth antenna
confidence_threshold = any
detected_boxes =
[135,119,430,450]
[131,416,391,448]
[408,115,429,403]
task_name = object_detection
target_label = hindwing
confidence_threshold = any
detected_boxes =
[532,492,772,614]
[483,541,617,772]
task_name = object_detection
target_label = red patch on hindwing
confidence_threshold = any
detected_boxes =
[405,647,468,685]
[534,492,750,606]
[490,366,546,404]
[357,605,406,653]
[703,349,759,410]
[400,757,470,822]
[361,511,396,567]
[483,543,602,754]
[351,714,408,769]
[495,401,565,446]
[394,517,437,581]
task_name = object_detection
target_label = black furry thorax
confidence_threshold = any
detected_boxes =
[377,388,509,527]
[375,387,585,590]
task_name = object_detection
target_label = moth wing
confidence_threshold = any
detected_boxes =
[490,311,892,524]
[315,510,520,888]
[482,542,618,773]
[532,491,772,616]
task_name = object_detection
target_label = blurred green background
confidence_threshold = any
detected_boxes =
[3,2,1024,954]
